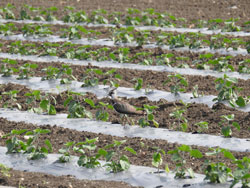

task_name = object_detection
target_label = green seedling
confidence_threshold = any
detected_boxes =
[39,95,57,115]
[168,145,203,179]
[89,9,108,24]
[0,23,16,36]
[194,121,209,133]
[192,85,204,98]
[41,66,59,80]
[25,90,43,114]
[21,24,52,37]
[74,137,101,168]
[164,73,188,95]
[102,69,122,88]
[4,128,52,160]
[169,103,189,132]
[57,64,77,84]
[63,6,88,23]
[64,91,92,119]
[2,90,21,110]
[134,78,143,90]
[40,6,58,21]
[81,68,101,87]
[111,26,134,44]
[219,114,240,138]
[99,140,136,173]
[109,47,131,63]
[0,163,10,177]
[231,157,250,188]
[95,101,113,122]
[138,104,159,128]
[204,148,234,183]
[238,59,250,74]
[1,58,18,77]
[0,3,15,19]
[152,147,165,173]
[17,63,38,79]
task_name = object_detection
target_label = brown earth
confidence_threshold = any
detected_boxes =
[0,83,249,139]
[0,118,249,175]
[0,39,249,74]
[0,167,138,188]
[0,0,249,26]
[2,57,250,97]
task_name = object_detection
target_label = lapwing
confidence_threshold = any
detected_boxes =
[108,87,144,126]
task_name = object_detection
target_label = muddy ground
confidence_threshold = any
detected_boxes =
[0,83,249,139]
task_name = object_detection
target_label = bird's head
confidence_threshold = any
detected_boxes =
[107,87,118,99]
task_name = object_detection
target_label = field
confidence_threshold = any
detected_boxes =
[0,0,249,187]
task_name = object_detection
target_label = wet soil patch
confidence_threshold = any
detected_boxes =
[0,167,138,188]
[0,39,249,74]
[0,117,249,175]
[0,83,249,138]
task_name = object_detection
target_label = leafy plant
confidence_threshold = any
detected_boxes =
[194,121,209,133]
[74,137,101,168]
[40,96,57,115]
[4,128,52,160]
[169,105,189,132]
[2,90,21,110]
[99,140,136,173]
[64,91,92,119]
[0,163,10,177]
[95,101,113,121]
[41,66,59,80]
[219,114,240,138]
[134,78,143,90]
[168,145,203,179]
[17,63,38,79]
[164,73,188,95]
[1,58,18,77]
[25,90,43,113]
[152,147,165,173]
[138,104,158,128]
[58,141,74,163]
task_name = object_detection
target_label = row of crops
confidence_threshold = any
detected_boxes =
[0,3,249,188]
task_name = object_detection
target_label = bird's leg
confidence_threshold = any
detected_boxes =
[120,114,125,126]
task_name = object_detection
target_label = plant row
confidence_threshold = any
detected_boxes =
[0,40,249,73]
[0,81,249,138]
[0,22,249,51]
[1,57,250,108]
[1,3,249,32]
[1,128,249,188]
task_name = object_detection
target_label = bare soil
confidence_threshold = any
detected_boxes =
[0,83,249,139]
[0,167,138,188]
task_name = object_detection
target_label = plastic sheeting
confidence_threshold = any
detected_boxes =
[0,147,242,188]
[0,109,249,152]
[0,34,248,56]
[0,52,249,80]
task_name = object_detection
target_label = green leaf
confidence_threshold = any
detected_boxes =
[85,98,95,108]
[236,96,246,107]
[190,149,203,158]
[125,147,137,155]
[178,145,191,152]
[44,139,52,152]
[165,164,170,173]
[223,150,235,161]
[232,122,240,130]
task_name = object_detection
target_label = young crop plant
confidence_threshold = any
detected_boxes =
[134,29,151,46]
[138,104,159,128]
[213,74,250,108]
[219,114,240,138]
[111,26,135,44]
[57,64,77,84]
[167,145,203,179]
[99,140,137,173]
[95,101,113,122]
[238,59,250,74]
[207,56,234,72]
[89,9,108,24]
[3,128,52,160]
[0,163,10,177]
[74,137,101,168]
[0,3,15,19]
[2,90,21,110]
[192,85,204,98]
[81,68,101,87]
[231,157,250,188]
[40,6,58,21]
[17,63,38,80]
[41,66,60,80]
[204,148,234,184]
[58,141,75,163]
[64,91,92,119]
[39,95,57,115]
[134,78,143,91]
[63,6,88,23]
[21,24,52,37]
[25,90,43,113]
[169,105,188,132]
[0,23,16,36]
[194,121,209,133]
[164,73,188,96]
[102,69,122,88]
[109,47,130,63]
[152,147,166,173]
[0,58,18,77]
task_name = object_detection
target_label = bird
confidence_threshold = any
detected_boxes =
[108,87,144,127]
